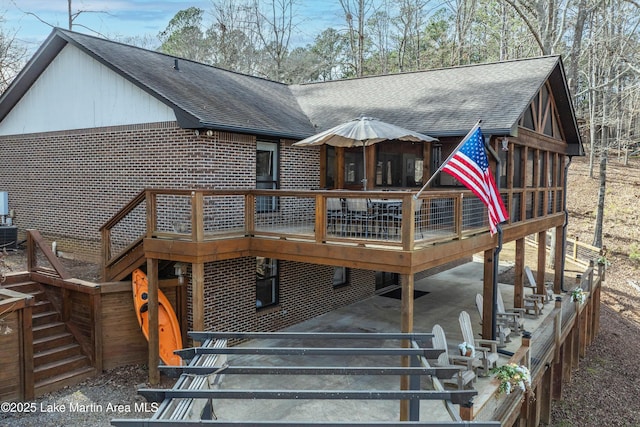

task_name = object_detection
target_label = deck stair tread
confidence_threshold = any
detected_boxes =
[34,343,82,365]
[34,354,90,381]
[4,277,97,397]
[33,332,75,349]
[33,321,66,339]
[34,366,97,397]
[32,310,60,325]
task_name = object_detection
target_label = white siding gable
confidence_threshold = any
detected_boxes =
[0,44,176,136]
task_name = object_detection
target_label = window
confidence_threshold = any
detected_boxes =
[332,267,349,287]
[345,150,364,186]
[256,257,278,309]
[512,146,523,188]
[256,141,278,212]
[498,146,508,188]
[325,146,336,188]
[526,149,534,188]
[375,271,398,290]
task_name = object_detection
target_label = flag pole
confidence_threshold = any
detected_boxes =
[413,120,482,200]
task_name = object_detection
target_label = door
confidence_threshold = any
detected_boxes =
[256,141,278,212]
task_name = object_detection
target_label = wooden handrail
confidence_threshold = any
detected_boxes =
[99,189,147,231]
[26,230,71,280]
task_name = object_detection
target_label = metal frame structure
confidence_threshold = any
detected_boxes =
[111,332,500,427]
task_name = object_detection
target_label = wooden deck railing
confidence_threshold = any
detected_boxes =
[24,230,103,371]
[469,261,603,424]
[0,286,35,401]
[101,185,563,278]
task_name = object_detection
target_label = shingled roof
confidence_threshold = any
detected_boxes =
[0,28,582,154]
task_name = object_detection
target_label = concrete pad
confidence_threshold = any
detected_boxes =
[210,259,555,423]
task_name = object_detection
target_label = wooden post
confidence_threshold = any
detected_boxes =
[514,238,525,308]
[553,225,564,294]
[145,191,157,238]
[90,292,103,372]
[402,195,415,251]
[551,297,564,400]
[336,147,345,189]
[26,230,36,273]
[537,230,547,295]
[316,194,327,243]
[147,258,160,385]
[539,364,553,424]
[101,227,111,281]
[177,278,189,348]
[192,262,205,346]
[455,193,463,240]
[399,273,414,421]
[192,191,204,242]
[245,194,255,236]
[482,249,494,340]
[20,304,34,400]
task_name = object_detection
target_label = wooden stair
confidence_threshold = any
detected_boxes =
[2,281,97,397]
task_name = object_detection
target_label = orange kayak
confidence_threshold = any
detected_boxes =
[132,268,182,366]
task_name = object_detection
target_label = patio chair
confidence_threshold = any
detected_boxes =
[459,310,500,376]
[345,198,376,237]
[523,266,547,315]
[380,198,424,238]
[473,295,513,346]
[524,266,553,302]
[326,197,345,235]
[494,292,525,333]
[430,324,476,389]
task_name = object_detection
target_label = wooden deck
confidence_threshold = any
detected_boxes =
[101,188,566,280]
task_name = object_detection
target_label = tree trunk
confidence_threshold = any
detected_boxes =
[593,150,607,248]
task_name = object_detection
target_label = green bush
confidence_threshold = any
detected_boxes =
[630,243,640,264]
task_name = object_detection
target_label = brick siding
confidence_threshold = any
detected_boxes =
[0,122,262,260]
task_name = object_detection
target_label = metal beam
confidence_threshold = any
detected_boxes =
[188,331,434,341]
[158,365,463,379]
[175,346,444,360]
[112,420,500,427]
[137,389,477,406]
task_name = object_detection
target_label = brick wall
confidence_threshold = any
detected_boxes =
[0,122,260,260]
[184,258,376,333]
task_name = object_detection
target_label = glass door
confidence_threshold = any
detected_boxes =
[256,141,278,212]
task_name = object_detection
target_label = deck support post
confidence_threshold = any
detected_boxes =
[147,257,160,385]
[553,225,564,293]
[399,273,414,421]
[539,364,553,424]
[192,262,205,346]
[482,249,494,340]
[514,238,525,308]
[536,230,547,294]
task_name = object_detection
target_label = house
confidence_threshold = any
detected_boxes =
[0,28,583,374]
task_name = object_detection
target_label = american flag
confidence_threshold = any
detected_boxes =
[442,126,509,235]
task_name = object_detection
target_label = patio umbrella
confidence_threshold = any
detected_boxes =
[294,117,437,190]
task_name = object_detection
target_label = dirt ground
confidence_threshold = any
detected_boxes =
[1,156,639,426]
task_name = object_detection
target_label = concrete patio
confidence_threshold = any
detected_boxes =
[209,256,555,423]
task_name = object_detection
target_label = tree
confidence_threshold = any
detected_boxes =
[339,0,374,77]
[250,0,298,81]
[208,0,259,74]
[0,20,27,92]
[392,0,429,72]
[309,28,349,81]
[158,7,211,62]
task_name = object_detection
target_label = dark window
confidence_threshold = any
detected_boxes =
[257,141,278,212]
[375,271,398,291]
[326,146,336,189]
[513,146,523,188]
[256,257,278,309]
[344,150,364,186]
[526,149,534,188]
[332,267,349,287]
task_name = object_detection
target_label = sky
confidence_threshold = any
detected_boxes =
[1,0,346,55]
